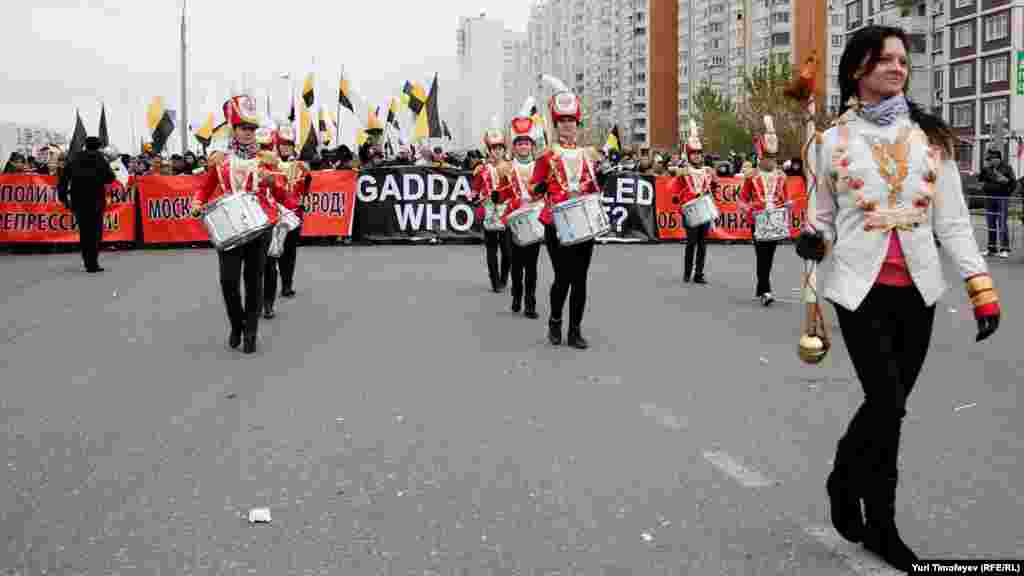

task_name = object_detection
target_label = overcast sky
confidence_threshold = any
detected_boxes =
[0,0,531,153]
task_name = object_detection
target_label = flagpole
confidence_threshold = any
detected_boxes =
[337,66,343,150]
[179,0,189,154]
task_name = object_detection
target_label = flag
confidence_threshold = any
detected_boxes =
[195,112,215,147]
[442,120,452,141]
[356,128,367,147]
[425,73,442,139]
[318,108,333,145]
[406,81,426,116]
[288,101,295,123]
[68,110,88,158]
[298,100,318,161]
[386,98,398,127]
[302,73,315,108]
[605,125,620,152]
[339,74,354,113]
[98,105,110,148]
[147,96,175,154]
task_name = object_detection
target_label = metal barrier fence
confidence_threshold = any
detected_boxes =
[966,194,1023,255]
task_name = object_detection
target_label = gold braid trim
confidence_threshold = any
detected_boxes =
[966,274,994,297]
[970,290,999,307]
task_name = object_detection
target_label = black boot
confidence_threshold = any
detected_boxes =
[281,287,296,298]
[242,333,257,354]
[228,325,243,349]
[547,318,562,346]
[511,297,522,313]
[692,274,708,285]
[826,458,865,543]
[567,325,589,350]
[263,302,276,319]
[862,476,919,571]
[524,303,539,319]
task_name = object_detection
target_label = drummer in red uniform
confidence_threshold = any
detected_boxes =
[529,75,601,349]
[263,125,311,319]
[190,95,289,354]
[738,115,789,306]
[670,119,719,284]
[471,127,511,293]
[496,108,541,319]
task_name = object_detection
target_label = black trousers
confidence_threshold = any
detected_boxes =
[265,225,302,307]
[74,205,103,270]
[217,230,271,334]
[753,241,778,296]
[683,222,710,279]
[832,285,935,491]
[544,225,594,327]
[484,229,511,288]
[510,240,541,309]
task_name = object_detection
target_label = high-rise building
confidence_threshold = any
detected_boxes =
[456,13,528,149]
[844,0,1022,172]
[527,0,678,150]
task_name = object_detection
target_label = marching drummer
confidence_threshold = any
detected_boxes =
[263,125,311,319]
[496,105,542,319]
[472,126,512,293]
[190,95,289,354]
[530,75,601,349]
[739,115,790,306]
[670,119,719,284]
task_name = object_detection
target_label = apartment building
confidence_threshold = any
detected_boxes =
[455,13,531,149]
[845,0,1022,172]
[527,0,678,150]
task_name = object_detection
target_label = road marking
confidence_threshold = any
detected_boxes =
[640,403,687,431]
[803,524,904,575]
[702,450,776,488]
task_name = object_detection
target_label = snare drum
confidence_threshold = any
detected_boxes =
[267,205,301,257]
[201,192,272,251]
[552,194,610,246]
[681,194,719,228]
[482,201,507,231]
[753,205,791,242]
[507,202,545,246]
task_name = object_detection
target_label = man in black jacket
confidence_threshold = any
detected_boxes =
[977,149,1016,258]
[58,137,116,273]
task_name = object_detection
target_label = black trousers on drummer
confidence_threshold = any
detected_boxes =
[683,222,710,279]
[753,240,778,296]
[73,205,104,271]
[218,230,270,334]
[544,225,594,327]
[265,224,302,307]
[510,240,542,310]
[831,285,935,506]
[484,229,511,288]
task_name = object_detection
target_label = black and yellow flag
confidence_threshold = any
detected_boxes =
[425,73,442,139]
[147,96,175,154]
[194,112,215,147]
[405,81,426,116]
[339,75,354,113]
[98,105,110,148]
[302,73,315,108]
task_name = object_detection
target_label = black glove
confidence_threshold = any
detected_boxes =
[975,313,1000,342]
[534,181,548,198]
[491,191,500,204]
[795,230,827,262]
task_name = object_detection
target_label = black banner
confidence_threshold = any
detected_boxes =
[354,166,483,241]
[599,172,658,242]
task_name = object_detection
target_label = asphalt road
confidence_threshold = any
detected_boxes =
[2,241,1021,575]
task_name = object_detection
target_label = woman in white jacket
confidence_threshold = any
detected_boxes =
[796,26,1001,571]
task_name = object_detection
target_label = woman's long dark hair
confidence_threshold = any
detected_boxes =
[838,25,954,156]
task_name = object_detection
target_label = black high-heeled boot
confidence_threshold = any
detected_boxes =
[228,325,243,349]
[547,318,562,346]
[861,476,919,572]
[567,325,589,349]
[242,334,257,354]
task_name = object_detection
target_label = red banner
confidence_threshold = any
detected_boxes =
[655,175,808,240]
[0,174,136,243]
[137,171,357,245]
[137,174,208,244]
[299,169,356,238]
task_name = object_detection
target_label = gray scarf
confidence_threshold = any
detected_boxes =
[858,95,909,127]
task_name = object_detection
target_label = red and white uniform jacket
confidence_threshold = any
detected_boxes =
[528,145,599,225]
[471,161,502,221]
[270,160,312,218]
[193,152,288,225]
[669,165,719,207]
[738,169,788,218]
[496,159,537,222]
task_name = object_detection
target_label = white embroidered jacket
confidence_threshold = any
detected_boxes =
[816,111,986,311]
